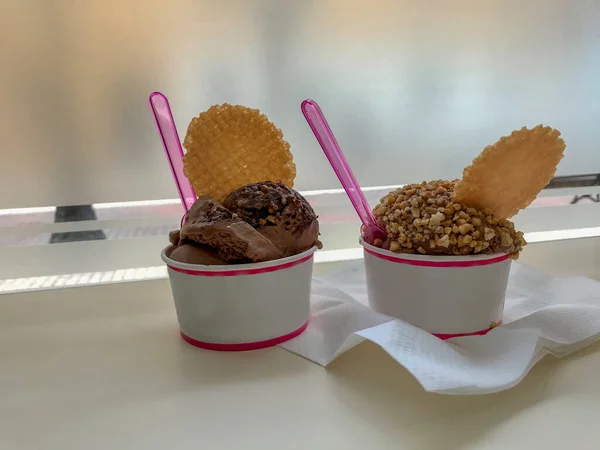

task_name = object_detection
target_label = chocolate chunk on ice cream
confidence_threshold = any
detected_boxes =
[223,181,322,257]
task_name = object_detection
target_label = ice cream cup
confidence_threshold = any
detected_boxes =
[361,239,511,338]
[161,246,317,351]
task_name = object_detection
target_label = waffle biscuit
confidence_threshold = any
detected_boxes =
[453,125,565,219]
[183,104,296,202]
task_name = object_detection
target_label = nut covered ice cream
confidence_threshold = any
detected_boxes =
[368,126,567,260]
[372,180,526,258]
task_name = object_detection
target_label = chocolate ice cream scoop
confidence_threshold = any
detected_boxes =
[179,197,283,263]
[223,181,322,257]
[167,244,227,265]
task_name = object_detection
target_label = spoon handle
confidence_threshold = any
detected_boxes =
[301,99,379,230]
[149,92,197,212]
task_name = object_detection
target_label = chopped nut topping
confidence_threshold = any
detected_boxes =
[372,180,526,257]
[429,212,445,228]
[436,234,450,248]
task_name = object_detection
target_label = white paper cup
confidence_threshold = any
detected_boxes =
[161,246,316,351]
[361,239,511,337]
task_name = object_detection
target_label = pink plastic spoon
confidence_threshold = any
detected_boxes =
[301,99,387,243]
[149,92,197,215]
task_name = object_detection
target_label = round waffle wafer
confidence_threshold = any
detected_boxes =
[182,104,296,201]
[453,125,565,219]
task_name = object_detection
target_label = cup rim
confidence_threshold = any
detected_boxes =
[360,237,508,262]
[161,245,318,272]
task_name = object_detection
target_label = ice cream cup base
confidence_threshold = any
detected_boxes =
[162,246,317,350]
[360,238,511,336]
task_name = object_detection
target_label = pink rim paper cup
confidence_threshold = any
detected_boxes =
[360,239,511,338]
[161,246,317,351]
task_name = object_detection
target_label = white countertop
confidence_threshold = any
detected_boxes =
[2,254,600,449]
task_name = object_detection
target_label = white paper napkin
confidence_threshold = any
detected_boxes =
[280,261,600,394]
